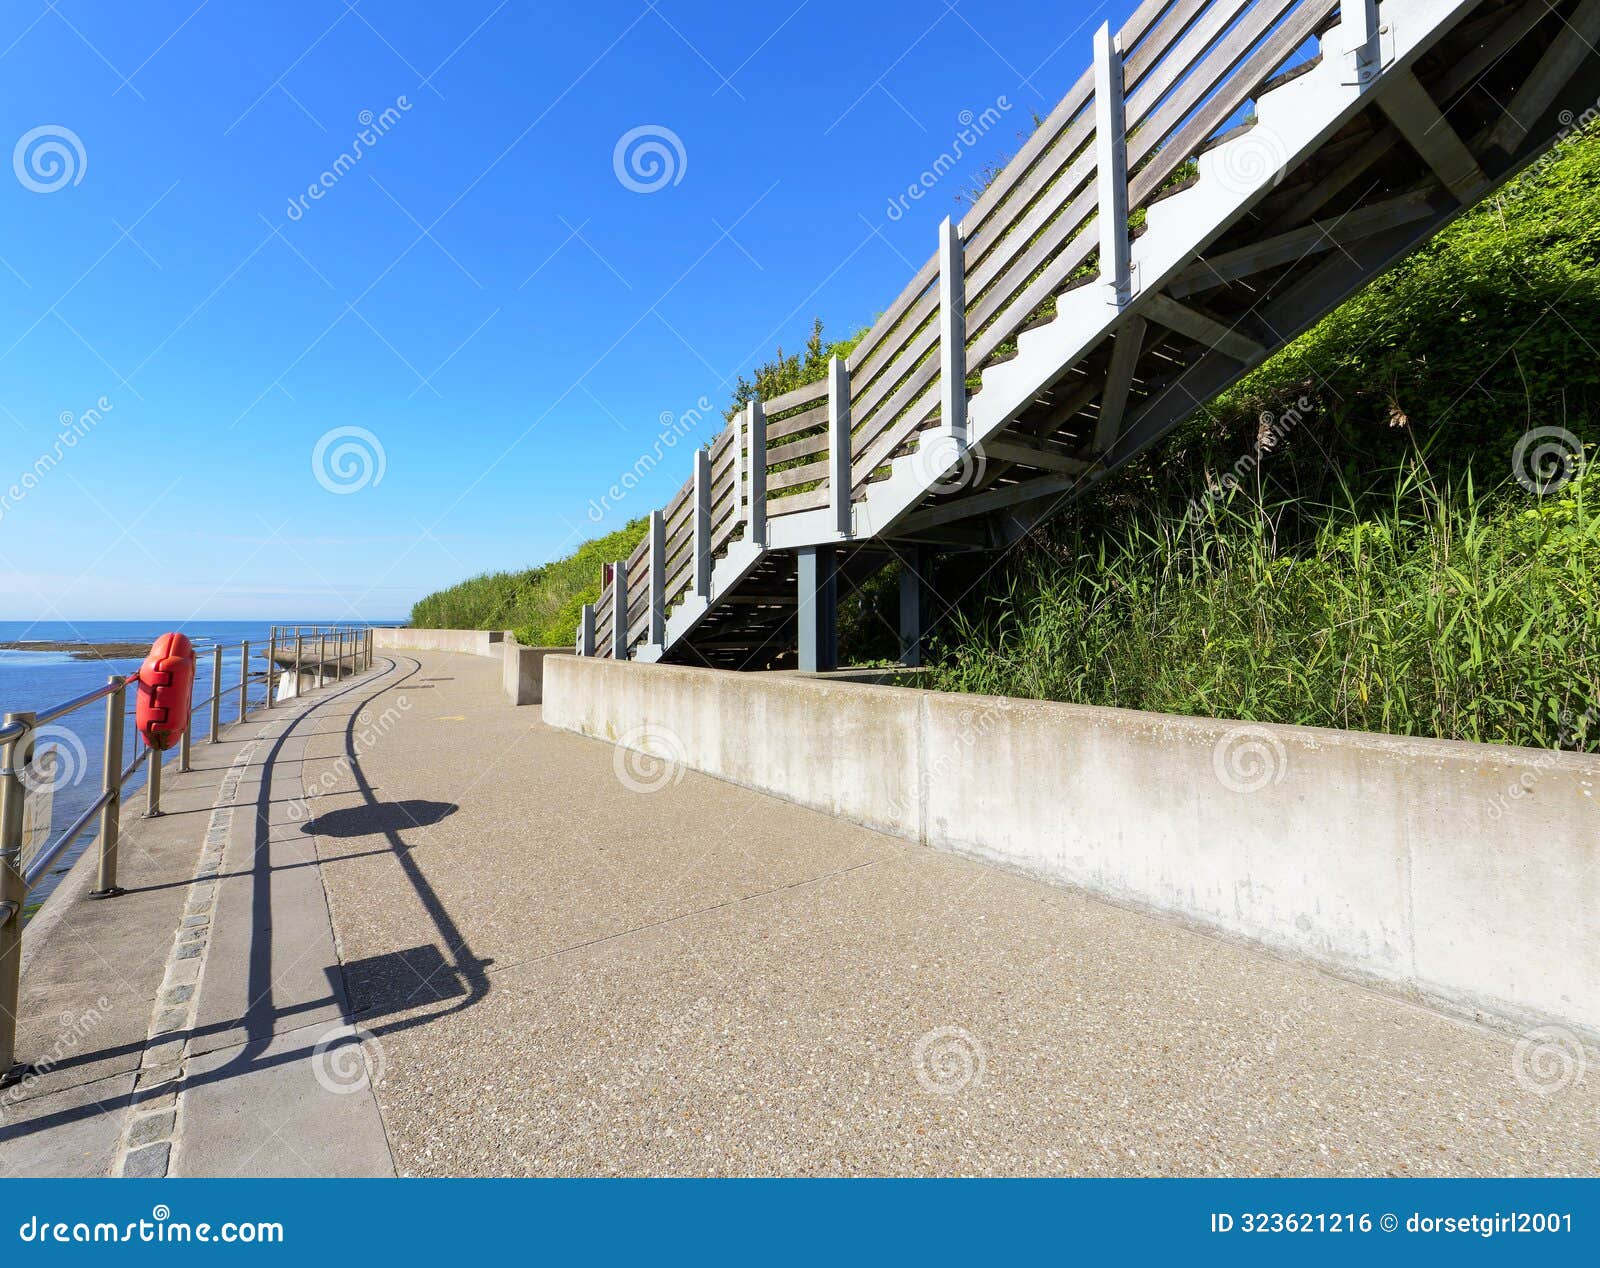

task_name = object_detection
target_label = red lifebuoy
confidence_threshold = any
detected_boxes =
[136,632,196,751]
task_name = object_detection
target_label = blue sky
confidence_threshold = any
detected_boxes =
[0,0,1134,620]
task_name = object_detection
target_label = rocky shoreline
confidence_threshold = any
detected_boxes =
[0,641,152,660]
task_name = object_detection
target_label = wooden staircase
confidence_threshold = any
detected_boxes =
[578,0,1600,672]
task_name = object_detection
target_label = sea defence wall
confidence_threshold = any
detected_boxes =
[542,655,1600,1040]
[373,629,569,705]
[374,627,505,658]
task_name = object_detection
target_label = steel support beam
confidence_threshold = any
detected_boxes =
[796,546,838,674]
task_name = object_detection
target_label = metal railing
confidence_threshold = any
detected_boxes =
[0,624,375,1083]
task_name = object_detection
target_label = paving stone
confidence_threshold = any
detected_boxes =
[127,1111,175,1148]
[121,1143,171,1179]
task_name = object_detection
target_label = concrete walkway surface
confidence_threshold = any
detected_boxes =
[2,649,1596,1177]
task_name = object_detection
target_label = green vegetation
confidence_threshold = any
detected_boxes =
[410,518,647,647]
[413,119,1600,751]
[926,123,1600,751]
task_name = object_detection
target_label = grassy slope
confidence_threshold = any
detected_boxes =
[410,519,647,647]
[926,124,1600,750]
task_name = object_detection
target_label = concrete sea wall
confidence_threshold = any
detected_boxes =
[543,654,1600,1039]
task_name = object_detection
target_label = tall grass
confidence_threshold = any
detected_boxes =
[930,460,1600,751]
[410,518,647,646]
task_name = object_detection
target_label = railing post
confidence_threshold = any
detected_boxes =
[938,217,968,447]
[579,604,596,657]
[828,359,852,537]
[266,631,276,707]
[693,447,712,598]
[0,711,35,1083]
[93,686,124,897]
[238,641,249,722]
[612,560,630,661]
[1344,0,1380,85]
[209,646,222,742]
[648,510,666,647]
[295,633,303,699]
[144,745,162,818]
[1094,23,1132,306]
[747,398,767,548]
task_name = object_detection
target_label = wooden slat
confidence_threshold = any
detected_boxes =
[767,485,830,517]
[767,457,830,494]
[766,401,828,444]
[1128,1,1336,212]
[846,257,938,378]
[849,283,939,409]
[768,430,831,464]
[958,0,1190,249]
[851,383,943,492]
[762,378,828,415]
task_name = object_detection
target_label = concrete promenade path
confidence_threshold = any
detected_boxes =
[3,649,1596,1177]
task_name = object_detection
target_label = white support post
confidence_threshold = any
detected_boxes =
[1344,0,1381,85]
[579,603,595,657]
[938,217,967,448]
[693,447,713,597]
[734,407,747,528]
[648,510,666,646]
[1094,22,1132,306]
[746,399,767,548]
[611,560,629,660]
[828,356,852,537]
